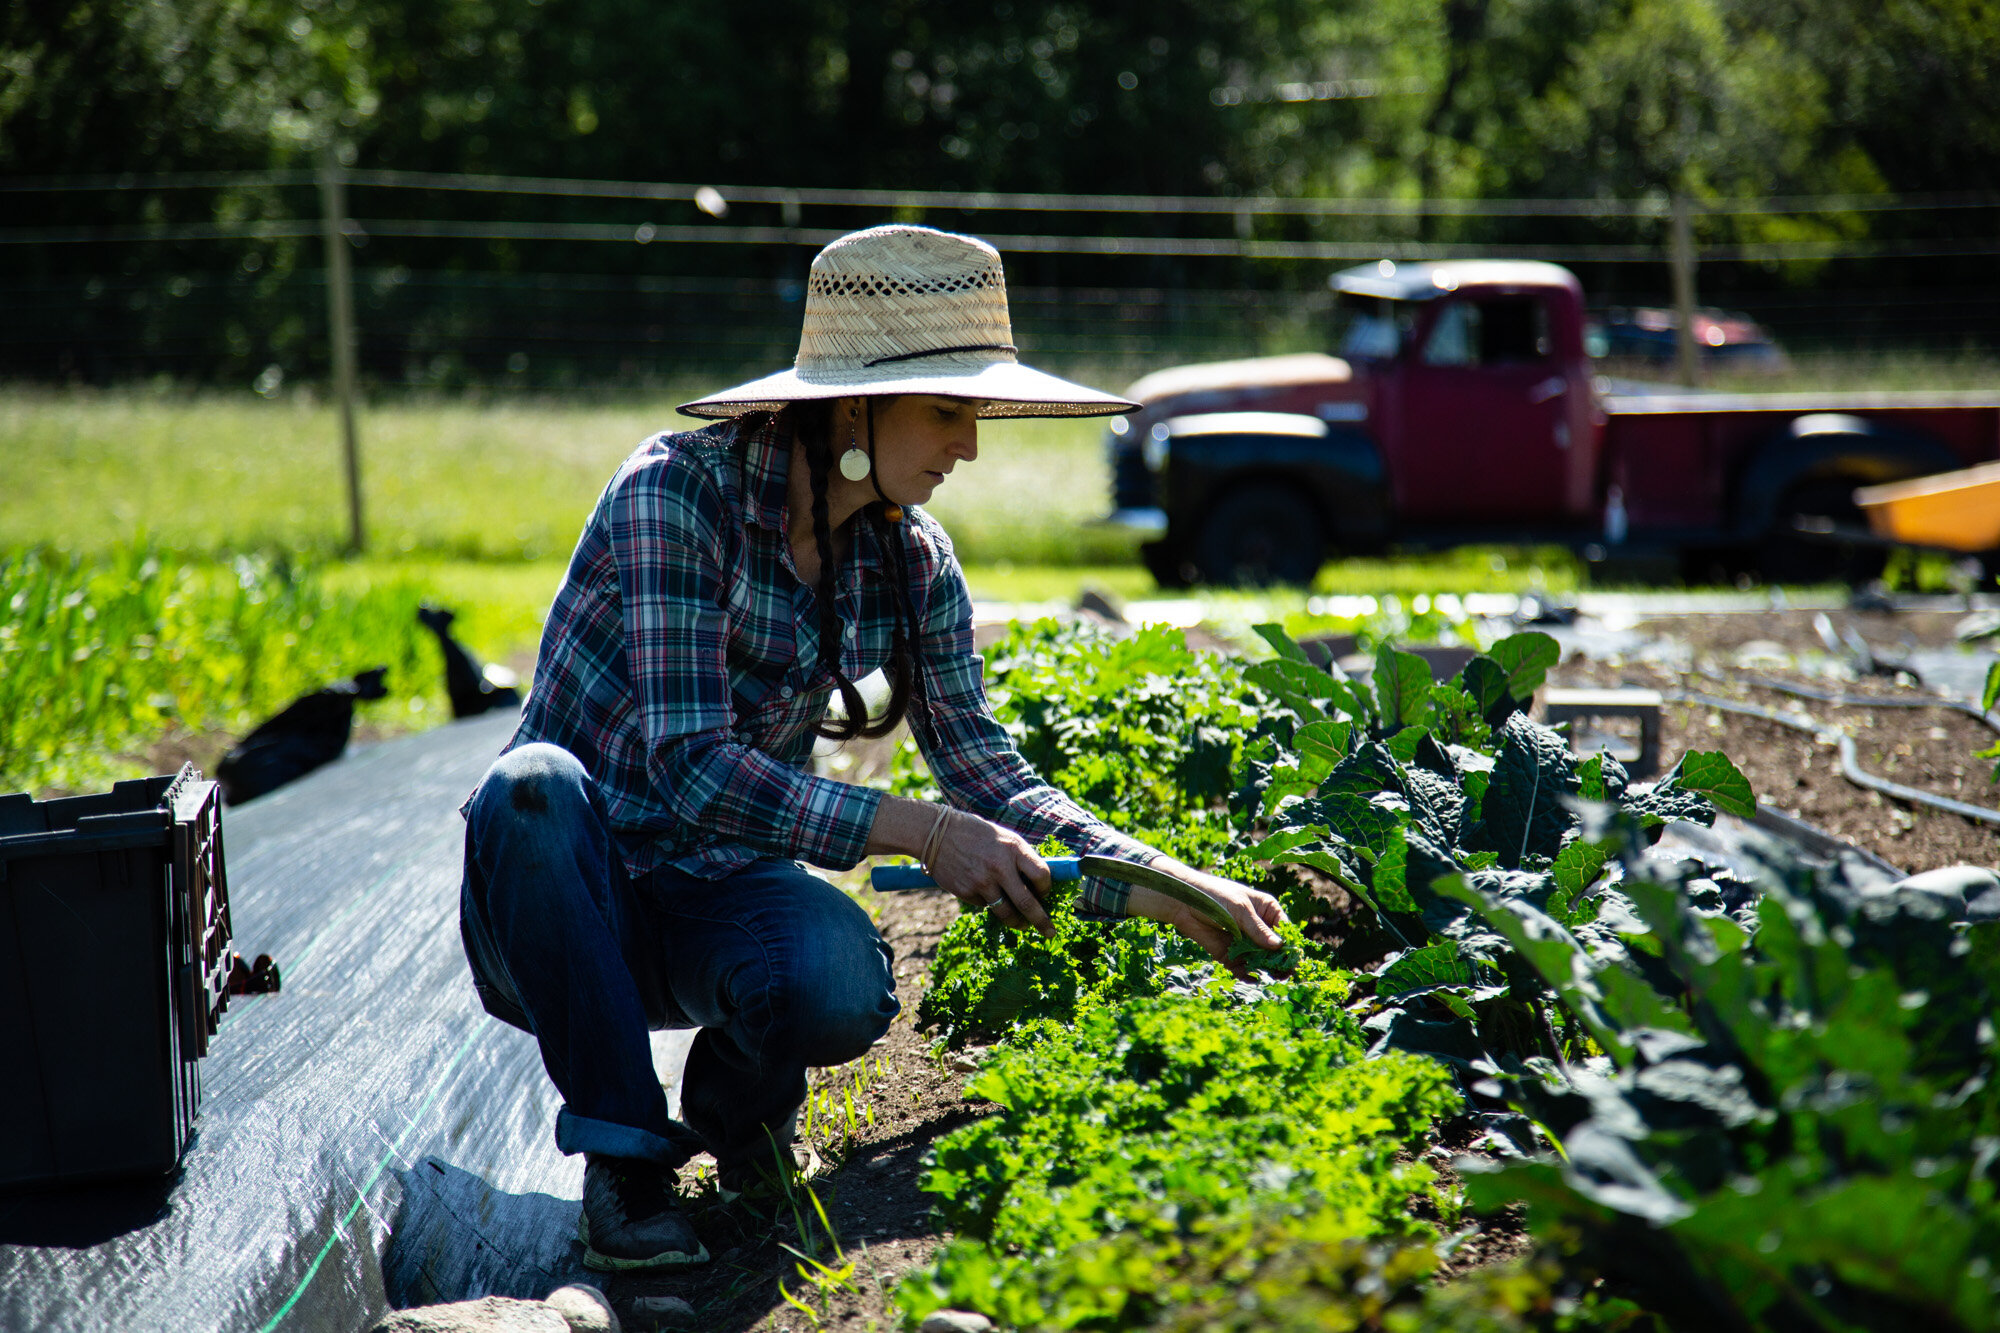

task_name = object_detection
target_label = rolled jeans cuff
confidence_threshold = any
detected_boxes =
[555,1107,701,1168]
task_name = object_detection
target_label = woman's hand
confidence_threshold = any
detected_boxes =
[864,795,1055,936]
[1123,860,1287,980]
[928,811,1056,937]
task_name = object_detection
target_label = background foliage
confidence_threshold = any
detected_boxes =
[11,0,1994,198]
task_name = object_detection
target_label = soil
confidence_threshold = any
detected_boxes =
[1546,607,2000,873]
[1633,605,1993,661]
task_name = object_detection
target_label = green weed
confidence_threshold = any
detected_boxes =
[0,545,531,796]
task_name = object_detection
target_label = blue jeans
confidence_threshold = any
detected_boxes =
[459,743,899,1168]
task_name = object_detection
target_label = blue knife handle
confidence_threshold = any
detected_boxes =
[870,857,1083,892]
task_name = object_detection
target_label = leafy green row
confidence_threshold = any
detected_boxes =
[1450,815,2000,1332]
[902,986,1461,1328]
[898,622,1642,1328]
[0,545,446,796]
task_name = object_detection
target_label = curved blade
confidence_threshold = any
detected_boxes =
[1079,855,1238,938]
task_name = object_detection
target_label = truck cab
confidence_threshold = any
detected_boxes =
[1110,260,1601,584]
[1109,260,2000,586]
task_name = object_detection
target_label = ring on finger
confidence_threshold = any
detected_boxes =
[982,896,1007,911]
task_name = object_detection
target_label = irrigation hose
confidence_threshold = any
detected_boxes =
[1719,670,2000,734]
[1663,687,2000,829]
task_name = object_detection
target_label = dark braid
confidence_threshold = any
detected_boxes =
[870,501,927,728]
[787,401,920,742]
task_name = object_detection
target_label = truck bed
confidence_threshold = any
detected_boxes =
[1601,389,2000,535]
[1603,388,2000,416]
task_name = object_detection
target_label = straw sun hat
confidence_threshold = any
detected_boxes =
[678,225,1137,419]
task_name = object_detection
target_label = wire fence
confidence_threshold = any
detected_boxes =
[5,167,1998,388]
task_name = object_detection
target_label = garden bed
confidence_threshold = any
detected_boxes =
[1547,660,1996,871]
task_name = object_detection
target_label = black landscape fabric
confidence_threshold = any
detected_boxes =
[0,711,694,1331]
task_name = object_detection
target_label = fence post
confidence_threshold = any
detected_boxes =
[1669,193,1701,389]
[318,144,364,554]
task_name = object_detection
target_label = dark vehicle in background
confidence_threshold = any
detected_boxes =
[1104,260,2000,586]
[1589,305,1789,373]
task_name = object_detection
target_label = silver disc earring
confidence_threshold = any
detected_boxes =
[838,410,871,480]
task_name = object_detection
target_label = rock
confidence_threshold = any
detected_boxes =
[919,1312,995,1333]
[1731,639,1792,670]
[1888,866,2000,922]
[628,1295,698,1329]
[369,1296,569,1333]
[545,1284,619,1333]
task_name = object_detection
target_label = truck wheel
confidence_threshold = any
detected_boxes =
[1758,479,1886,586]
[1140,540,1193,590]
[1193,485,1323,587]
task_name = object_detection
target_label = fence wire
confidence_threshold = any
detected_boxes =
[4,168,1996,386]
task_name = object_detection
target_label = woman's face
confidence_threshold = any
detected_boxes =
[867,395,981,506]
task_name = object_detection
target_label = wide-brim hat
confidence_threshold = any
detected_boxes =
[678,225,1138,419]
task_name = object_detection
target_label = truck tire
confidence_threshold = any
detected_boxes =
[1193,484,1323,586]
[1140,540,1193,590]
[1757,478,1887,586]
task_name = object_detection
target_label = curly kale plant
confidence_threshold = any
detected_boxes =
[907,988,1460,1326]
[916,879,1329,1050]
[893,619,1266,864]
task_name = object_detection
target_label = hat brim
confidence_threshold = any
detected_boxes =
[678,359,1138,419]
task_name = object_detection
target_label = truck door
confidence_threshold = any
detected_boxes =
[1398,294,1572,523]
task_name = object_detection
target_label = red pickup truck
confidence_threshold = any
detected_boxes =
[1104,260,2000,585]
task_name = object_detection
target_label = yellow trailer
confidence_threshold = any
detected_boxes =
[1854,461,2000,555]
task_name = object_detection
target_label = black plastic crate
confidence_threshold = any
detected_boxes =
[0,765,232,1189]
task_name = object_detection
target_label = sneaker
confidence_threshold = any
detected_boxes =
[716,1137,819,1205]
[715,1152,790,1205]
[577,1154,710,1271]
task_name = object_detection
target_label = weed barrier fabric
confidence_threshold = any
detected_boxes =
[0,712,695,1332]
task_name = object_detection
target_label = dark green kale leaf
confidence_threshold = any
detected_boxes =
[1467,713,1579,867]
[1484,630,1562,702]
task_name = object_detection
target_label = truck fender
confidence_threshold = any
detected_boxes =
[1731,415,1960,540]
[1168,422,1391,548]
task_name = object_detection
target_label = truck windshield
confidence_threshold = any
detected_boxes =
[1333,294,1417,360]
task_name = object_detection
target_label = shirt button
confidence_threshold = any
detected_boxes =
[844,624,857,640]
[780,685,795,699]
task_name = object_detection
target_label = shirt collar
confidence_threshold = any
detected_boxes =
[737,415,794,535]
[736,414,889,580]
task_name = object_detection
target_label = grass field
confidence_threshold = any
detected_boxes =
[0,386,1140,566]
[4,356,1989,796]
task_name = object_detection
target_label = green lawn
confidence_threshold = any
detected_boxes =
[0,386,1136,566]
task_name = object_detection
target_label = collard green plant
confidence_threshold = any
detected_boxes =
[1242,623,1755,1099]
[1452,825,2000,1333]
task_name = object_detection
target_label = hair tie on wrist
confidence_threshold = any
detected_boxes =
[920,804,952,871]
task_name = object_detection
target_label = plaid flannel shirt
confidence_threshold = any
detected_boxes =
[491,413,1154,915]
